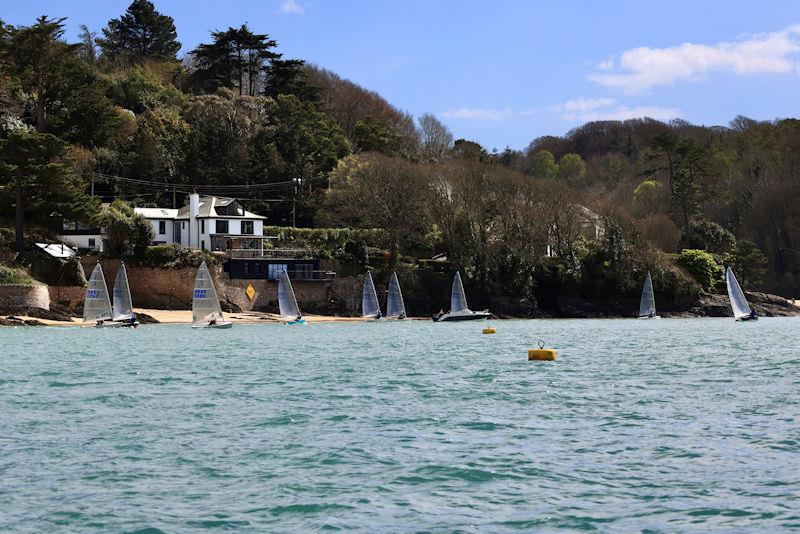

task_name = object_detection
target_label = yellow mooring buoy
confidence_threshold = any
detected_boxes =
[482,326,497,334]
[528,340,557,361]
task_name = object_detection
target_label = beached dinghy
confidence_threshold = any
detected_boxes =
[638,272,660,319]
[361,272,382,320]
[386,272,408,320]
[191,261,232,329]
[278,269,305,325]
[83,263,125,328]
[111,262,139,327]
[433,272,490,322]
[726,267,758,321]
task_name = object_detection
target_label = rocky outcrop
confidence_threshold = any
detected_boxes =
[690,292,800,318]
[0,284,49,311]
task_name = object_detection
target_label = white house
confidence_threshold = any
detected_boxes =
[134,194,266,251]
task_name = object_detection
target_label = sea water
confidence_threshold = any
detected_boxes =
[1,318,799,532]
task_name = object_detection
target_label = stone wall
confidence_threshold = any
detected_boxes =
[48,286,85,309]
[0,284,50,310]
[77,257,334,312]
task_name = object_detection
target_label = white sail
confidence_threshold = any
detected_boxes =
[278,269,302,321]
[192,261,224,325]
[83,263,113,323]
[361,272,382,318]
[386,272,406,318]
[726,267,752,319]
[451,272,469,312]
[112,262,135,321]
[638,272,656,317]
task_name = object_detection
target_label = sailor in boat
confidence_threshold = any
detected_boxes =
[747,308,758,321]
[128,314,138,328]
[432,308,446,321]
[295,314,302,323]
[209,317,217,327]
[97,319,104,326]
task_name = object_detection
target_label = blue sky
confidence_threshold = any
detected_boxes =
[5,1,800,150]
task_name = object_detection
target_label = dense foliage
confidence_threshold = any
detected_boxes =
[0,1,797,305]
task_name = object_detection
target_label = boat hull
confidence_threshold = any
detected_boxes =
[736,316,758,322]
[191,321,233,329]
[287,319,306,325]
[637,315,661,319]
[88,320,138,328]
[433,311,491,322]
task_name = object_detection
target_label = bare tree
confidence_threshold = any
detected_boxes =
[78,24,98,64]
[418,113,453,162]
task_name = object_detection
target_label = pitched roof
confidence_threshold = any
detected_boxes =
[134,207,180,219]
[35,243,76,259]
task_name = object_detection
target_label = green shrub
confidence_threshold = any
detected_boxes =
[676,249,723,292]
[263,226,391,260]
[0,264,34,285]
[133,244,216,269]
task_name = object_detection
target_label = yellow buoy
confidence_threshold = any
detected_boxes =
[528,340,556,361]
[482,327,497,334]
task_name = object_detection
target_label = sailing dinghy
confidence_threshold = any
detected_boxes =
[278,269,305,324]
[386,272,407,320]
[361,272,382,320]
[433,272,490,322]
[191,261,232,328]
[726,267,757,321]
[638,272,659,319]
[83,263,122,327]
[111,262,139,327]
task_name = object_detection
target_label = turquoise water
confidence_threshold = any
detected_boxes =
[1,318,799,532]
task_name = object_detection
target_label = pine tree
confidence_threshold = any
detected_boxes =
[98,0,181,63]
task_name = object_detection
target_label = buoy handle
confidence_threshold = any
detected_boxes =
[538,339,545,349]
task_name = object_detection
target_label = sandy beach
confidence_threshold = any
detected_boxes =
[2,309,397,327]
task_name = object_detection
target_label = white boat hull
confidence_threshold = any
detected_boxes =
[191,321,233,329]
[434,310,491,322]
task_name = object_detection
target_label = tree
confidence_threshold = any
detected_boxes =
[98,0,181,63]
[724,240,768,289]
[418,113,453,162]
[262,58,317,101]
[3,17,79,132]
[95,199,154,256]
[528,150,557,179]
[452,139,487,161]
[645,133,714,237]
[190,25,278,96]
[0,131,92,251]
[77,24,98,64]
[556,153,586,181]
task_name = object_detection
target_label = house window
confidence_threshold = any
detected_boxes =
[201,220,205,234]
[182,221,185,229]
[201,240,205,250]
[158,221,166,235]
[88,238,96,248]
[241,220,253,235]
[216,220,229,234]
[244,262,250,275]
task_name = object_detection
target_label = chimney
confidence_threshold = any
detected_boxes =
[189,193,200,248]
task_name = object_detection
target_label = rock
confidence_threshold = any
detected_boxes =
[221,300,242,313]
[135,312,159,324]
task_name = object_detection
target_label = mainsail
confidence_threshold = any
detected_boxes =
[192,261,224,325]
[451,272,469,312]
[83,263,113,322]
[638,272,656,317]
[386,272,406,318]
[112,262,135,321]
[278,269,302,321]
[726,267,752,319]
[361,272,381,318]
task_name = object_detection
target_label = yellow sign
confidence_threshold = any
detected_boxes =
[246,282,256,301]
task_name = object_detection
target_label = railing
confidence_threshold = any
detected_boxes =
[228,248,314,259]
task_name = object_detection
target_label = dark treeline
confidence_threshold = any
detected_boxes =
[1,0,798,305]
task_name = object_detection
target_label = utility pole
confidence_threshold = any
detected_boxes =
[90,173,95,197]
[172,184,176,209]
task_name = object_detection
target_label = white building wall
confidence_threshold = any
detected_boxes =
[58,234,104,253]
[148,219,174,244]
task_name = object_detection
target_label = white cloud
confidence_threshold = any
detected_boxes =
[550,97,617,113]
[571,105,681,122]
[441,107,513,121]
[549,97,681,122]
[279,0,304,14]
[591,24,800,93]
[597,58,614,70]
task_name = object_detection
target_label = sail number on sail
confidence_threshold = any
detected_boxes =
[194,289,208,299]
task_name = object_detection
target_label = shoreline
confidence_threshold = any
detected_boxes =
[2,306,799,327]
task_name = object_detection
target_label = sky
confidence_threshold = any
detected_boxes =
[5,0,800,150]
